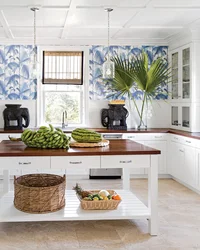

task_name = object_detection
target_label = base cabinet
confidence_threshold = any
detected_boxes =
[168,138,196,189]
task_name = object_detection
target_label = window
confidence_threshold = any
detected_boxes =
[41,49,85,126]
[42,51,84,85]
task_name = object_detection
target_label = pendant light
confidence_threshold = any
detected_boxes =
[30,7,39,79]
[103,8,115,79]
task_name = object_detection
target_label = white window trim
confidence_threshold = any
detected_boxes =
[37,45,89,127]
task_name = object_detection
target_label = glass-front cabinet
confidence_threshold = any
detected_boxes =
[182,48,190,99]
[172,52,179,100]
[171,46,190,101]
[171,105,190,131]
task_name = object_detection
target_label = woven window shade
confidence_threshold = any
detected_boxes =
[42,51,83,85]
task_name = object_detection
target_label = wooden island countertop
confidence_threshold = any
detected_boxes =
[0,139,160,157]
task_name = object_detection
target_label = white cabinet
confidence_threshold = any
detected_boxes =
[170,42,200,132]
[0,156,51,175]
[171,104,190,131]
[195,149,200,190]
[168,136,196,188]
[171,45,191,102]
[51,156,100,175]
[123,133,167,175]
[144,141,167,174]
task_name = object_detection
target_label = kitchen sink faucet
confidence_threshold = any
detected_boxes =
[62,111,68,128]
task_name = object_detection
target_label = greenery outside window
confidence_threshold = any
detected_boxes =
[42,50,85,126]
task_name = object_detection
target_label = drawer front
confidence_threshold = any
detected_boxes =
[101,155,150,169]
[51,156,100,169]
[0,157,51,170]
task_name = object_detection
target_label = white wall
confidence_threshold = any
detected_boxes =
[0,100,37,129]
[88,99,170,128]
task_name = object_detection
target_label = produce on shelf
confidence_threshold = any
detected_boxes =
[21,124,71,149]
[72,183,92,198]
[73,184,121,201]
[71,128,102,143]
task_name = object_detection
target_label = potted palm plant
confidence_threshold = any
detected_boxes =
[106,51,170,129]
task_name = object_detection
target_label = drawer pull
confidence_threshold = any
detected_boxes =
[174,137,178,140]
[69,161,82,164]
[155,136,162,138]
[19,162,31,165]
[179,149,184,153]
[128,136,135,139]
[185,140,191,143]
[119,160,132,164]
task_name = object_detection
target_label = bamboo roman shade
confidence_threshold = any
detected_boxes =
[42,51,84,85]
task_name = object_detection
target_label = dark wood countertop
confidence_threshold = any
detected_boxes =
[1,128,200,140]
[0,140,160,157]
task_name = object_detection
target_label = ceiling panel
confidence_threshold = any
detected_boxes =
[66,28,119,38]
[0,28,6,37]
[73,8,137,27]
[3,8,67,27]
[12,28,62,38]
[77,0,149,8]
[127,9,200,27]
[0,0,43,6]
[116,28,181,39]
[153,0,200,7]
[43,0,71,5]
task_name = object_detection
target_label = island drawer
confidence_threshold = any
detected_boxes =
[0,157,51,174]
[51,156,101,169]
[101,155,150,168]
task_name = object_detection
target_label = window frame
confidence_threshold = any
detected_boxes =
[37,46,89,127]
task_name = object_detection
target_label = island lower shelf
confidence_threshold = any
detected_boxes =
[0,190,150,222]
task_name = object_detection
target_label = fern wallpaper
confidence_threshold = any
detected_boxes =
[89,45,168,100]
[0,45,37,100]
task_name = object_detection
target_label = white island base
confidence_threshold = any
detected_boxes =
[0,140,159,236]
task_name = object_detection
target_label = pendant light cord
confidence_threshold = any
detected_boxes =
[107,10,110,62]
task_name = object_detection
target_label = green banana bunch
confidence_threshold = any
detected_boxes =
[21,124,71,149]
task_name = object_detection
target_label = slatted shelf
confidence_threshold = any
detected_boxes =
[0,190,150,222]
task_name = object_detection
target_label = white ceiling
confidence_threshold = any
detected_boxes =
[0,0,200,45]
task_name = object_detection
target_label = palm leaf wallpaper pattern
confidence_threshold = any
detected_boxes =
[0,45,37,100]
[89,45,168,100]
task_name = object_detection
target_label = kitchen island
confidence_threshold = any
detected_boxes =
[0,139,160,235]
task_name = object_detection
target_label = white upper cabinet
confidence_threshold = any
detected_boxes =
[171,44,191,102]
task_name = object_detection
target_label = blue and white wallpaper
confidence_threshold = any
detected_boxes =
[0,45,37,100]
[89,45,168,100]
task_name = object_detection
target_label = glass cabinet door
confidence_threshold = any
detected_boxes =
[182,48,190,99]
[171,106,179,126]
[172,52,179,99]
[182,106,190,128]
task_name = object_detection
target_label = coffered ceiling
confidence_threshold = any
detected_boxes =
[0,0,200,45]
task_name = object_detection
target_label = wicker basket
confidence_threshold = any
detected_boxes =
[77,190,121,210]
[14,174,66,214]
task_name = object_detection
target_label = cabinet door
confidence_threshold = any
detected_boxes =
[144,141,167,174]
[195,149,200,190]
[122,134,145,175]
[184,144,195,187]
[182,47,190,100]
[169,141,184,180]
[171,51,180,100]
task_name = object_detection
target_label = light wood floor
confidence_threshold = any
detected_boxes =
[1,178,200,250]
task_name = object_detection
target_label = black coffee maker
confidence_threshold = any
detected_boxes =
[3,104,30,130]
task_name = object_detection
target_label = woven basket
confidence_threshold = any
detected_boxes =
[77,190,121,210]
[14,174,66,214]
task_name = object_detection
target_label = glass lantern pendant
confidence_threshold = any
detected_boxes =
[103,8,115,79]
[103,58,115,79]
